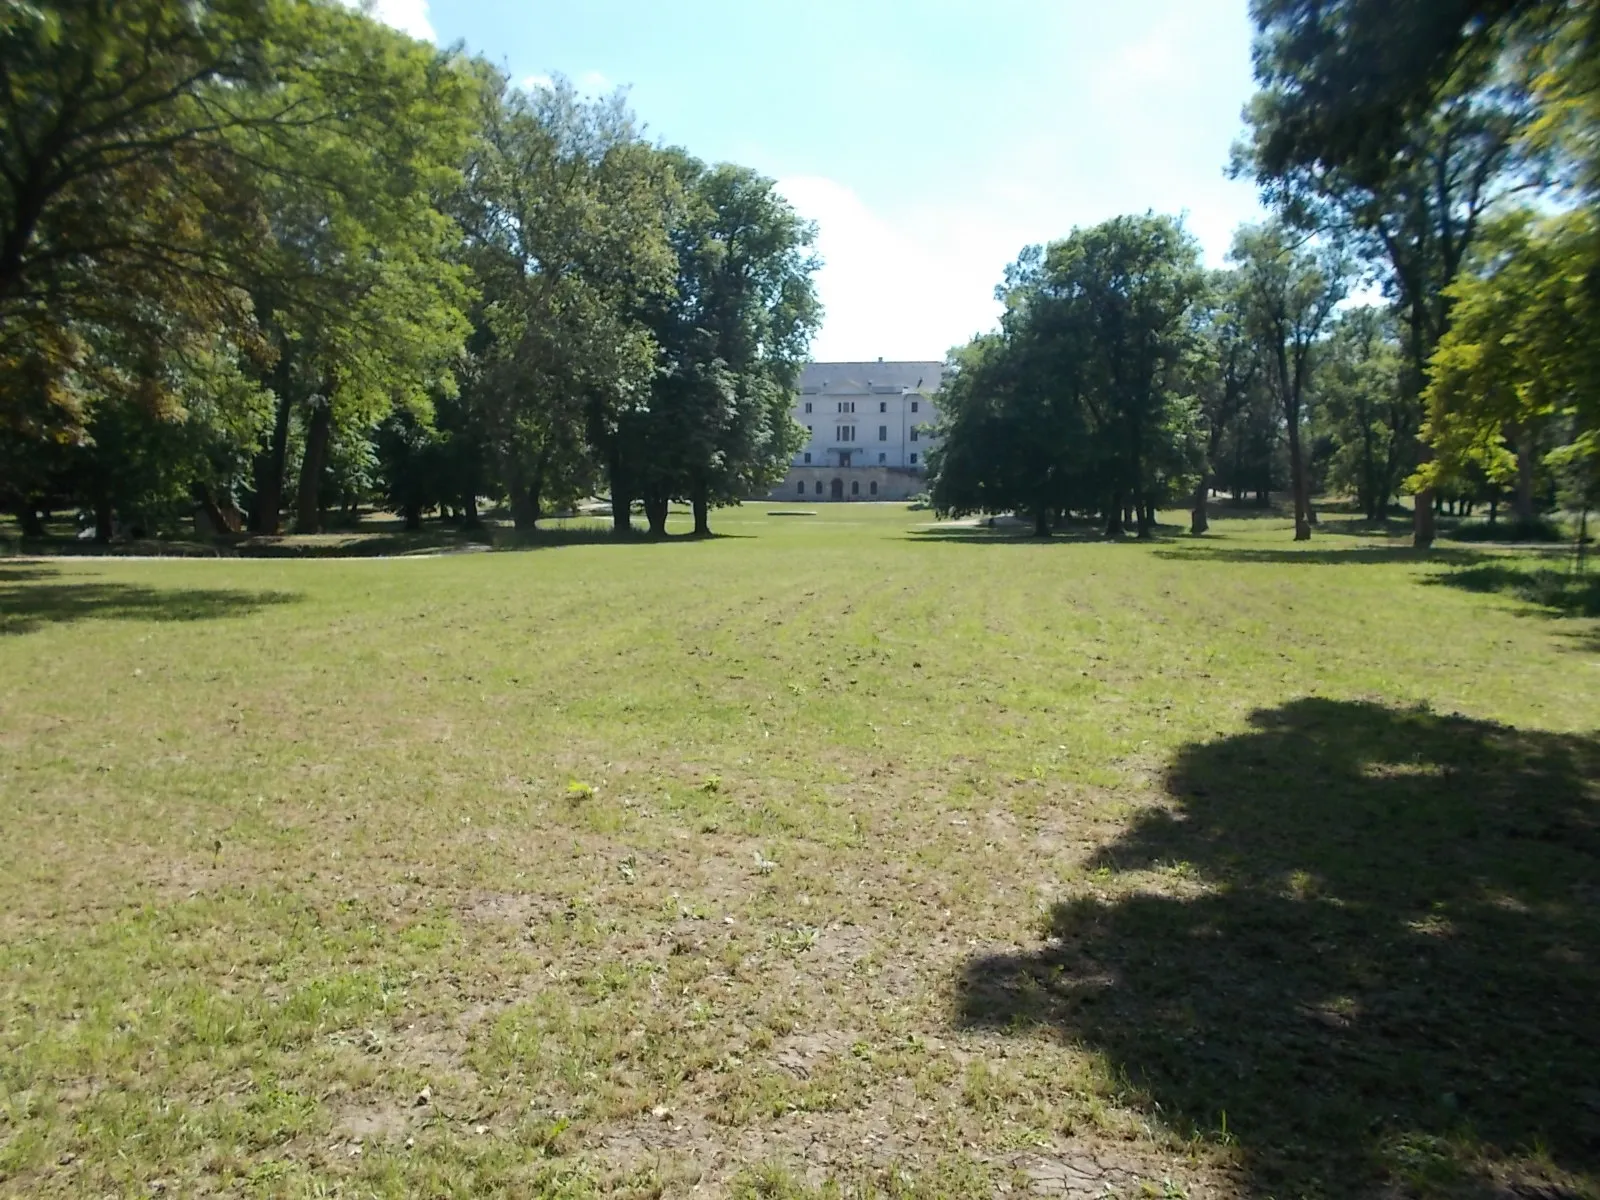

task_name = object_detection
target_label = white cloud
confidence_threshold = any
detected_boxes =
[521,73,554,92]
[579,70,611,93]
[344,0,435,42]
[777,166,1265,364]
[776,176,1021,362]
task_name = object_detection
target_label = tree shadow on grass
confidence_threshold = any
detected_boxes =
[907,521,1184,546]
[956,699,1600,1200]
[1154,544,1490,567]
[1431,563,1600,620]
[0,567,300,635]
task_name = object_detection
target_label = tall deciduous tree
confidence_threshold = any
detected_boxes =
[1018,215,1207,538]
[1231,222,1348,541]
[929,328,1094,537]
[243,7,474,533]
[454,74,676,535]
[1420,209,1600,524]
[1190,271,1265,534]
[932,215,1205,537]
[1242,0,1538,546]
[628,156,820,537]
[1316,306,1412,521]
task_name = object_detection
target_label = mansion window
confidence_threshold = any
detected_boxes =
[879,401,887,412]
[804,452,811,463]
[878,425,887,441]
[878,452,886,464]
[910,427,919,442]
[836,400,855,413]
[911,400,919,413]
[836,425,855,442]
[910,453,918,464]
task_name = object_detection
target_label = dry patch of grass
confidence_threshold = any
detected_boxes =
[1,506,1597,1198]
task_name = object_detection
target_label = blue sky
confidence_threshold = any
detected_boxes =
[358,0,1268,361]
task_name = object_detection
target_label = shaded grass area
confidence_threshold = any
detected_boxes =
[0,566,299,636]
[0,504,1597,1198]
[958,698,1600,1199]
[1437,561,1600,619]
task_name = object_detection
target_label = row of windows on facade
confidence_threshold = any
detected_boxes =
[800,451,918,465]
[807,425,921,443]
[799,479,880,496]
[803,400,920,414]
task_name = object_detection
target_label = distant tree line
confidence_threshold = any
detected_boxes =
[0,1,820,542]
[932,0,1600,542]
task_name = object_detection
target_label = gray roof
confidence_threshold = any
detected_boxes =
[800,360,944,395]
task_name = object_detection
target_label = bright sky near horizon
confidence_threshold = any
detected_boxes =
[356,0,1268,361]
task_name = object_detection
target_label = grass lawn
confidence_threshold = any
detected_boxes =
[1,504,1597,1199]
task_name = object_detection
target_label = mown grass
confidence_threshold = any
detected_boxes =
[1,504,1596,1199]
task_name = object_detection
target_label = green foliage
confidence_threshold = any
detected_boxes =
[1314,307,1415,520]
[625,156,820,535]
[453,73,679,532]
[1420,209,1600,521]
[1228,221,1349,539]
[1241,0,1541,549]
[932,214,1207,537]
[0,1,478,538]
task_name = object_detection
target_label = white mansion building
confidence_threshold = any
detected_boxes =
[768,359,944,502]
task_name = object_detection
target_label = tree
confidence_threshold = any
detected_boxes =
[1419,209,1600,528]
[454,74,676,535]
[1189,271,1265,534]
[627,157,820,537]
[1317,307,1412,520]
[1231,222,1349,540]
[240,7,474,534]
[1244,0,1571,185]
[932,215,1205,537]
[1017,215,1207,538]
[929,330,1093,537]
[0,0,279,445]
[1242,0,1541,546]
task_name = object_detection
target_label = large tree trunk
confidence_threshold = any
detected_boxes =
[1286,415,1311,541]
[1104,491,1124,538]
[508,473,542,531]
[462,491,480,529]
[608,447,631,536]
[1190,479,1209,535]
[402,503,422,532]
[295,401,333,533]
[192,483,241,536]
[1514,425,1536,525]
[508,487,536,530]
[253,391,294,534]
[17,502,45,539]
[1033,503,1051,538]
[691,481,710,537]
[1413,482,1436,547]
[643,493,668,537]
[93,496,114,543]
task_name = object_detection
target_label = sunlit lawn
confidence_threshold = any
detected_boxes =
[1,504,1596,1199]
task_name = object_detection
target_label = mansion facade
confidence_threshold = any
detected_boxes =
[768,359,944,502]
